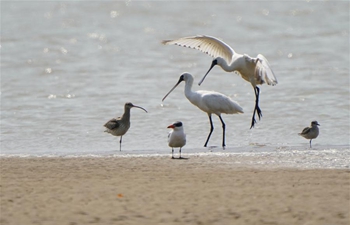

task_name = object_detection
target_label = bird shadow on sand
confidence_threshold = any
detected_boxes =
[171,157,189,160]
[207,146,224,151]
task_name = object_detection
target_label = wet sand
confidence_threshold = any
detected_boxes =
[0,156,349,225]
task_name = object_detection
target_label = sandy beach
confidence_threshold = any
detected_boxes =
[0,156,349,225]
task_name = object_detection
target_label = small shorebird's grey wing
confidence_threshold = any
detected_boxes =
[256,54,278,86]
[162,35,235,64]
[104,118,120,130]
[299,127,311,135]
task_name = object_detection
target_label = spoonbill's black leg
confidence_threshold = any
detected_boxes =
[204,114,214,147]
[219,115,226,149]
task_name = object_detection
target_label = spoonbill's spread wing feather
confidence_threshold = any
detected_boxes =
[162,35,235,64]
[255,54,278,86]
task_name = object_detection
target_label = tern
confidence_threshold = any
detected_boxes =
[167,121,186,159]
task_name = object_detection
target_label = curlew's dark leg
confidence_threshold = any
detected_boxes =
[172,148,174,159]
[218,115,226,149]
[179,147,182,159]
[204,114,214,147]
[309,139,312,148]
[119,136,123,151]
[250,86,262,129]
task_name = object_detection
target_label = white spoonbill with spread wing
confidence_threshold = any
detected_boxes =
[162,73,243,149]
[162,35,277,129]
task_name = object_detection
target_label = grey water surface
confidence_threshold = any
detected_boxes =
[1,1,349,168]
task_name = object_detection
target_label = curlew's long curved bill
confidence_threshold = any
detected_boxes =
[132,105,148,113]
[198,60,216,86]
[162,78,183,102]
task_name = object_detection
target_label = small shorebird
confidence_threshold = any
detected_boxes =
[162,72,243,149]
[298,121,320,148]
[162,35,277,129]
[167,121,186,159]
[104,102,147,151]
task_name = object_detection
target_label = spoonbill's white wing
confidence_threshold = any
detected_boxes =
[162,35,235,64]
[255,54,278,86]
[197,91,244,115]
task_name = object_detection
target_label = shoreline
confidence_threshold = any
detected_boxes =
[1,157,349,225]
[1,146,349,170]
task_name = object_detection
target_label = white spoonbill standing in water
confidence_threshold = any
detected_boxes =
[167,121,186,159]
[162,35,277,129]
[104,102,148,151]
[162,73,243,149]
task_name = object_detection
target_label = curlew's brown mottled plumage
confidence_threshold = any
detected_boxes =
[104,102,147,151]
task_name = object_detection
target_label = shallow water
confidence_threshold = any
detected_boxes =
[1,1,349,167]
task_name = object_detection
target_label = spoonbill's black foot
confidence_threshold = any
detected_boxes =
[256,107,263,120]
[250,117,257,129]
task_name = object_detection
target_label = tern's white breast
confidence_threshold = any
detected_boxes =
[168,129,186,148]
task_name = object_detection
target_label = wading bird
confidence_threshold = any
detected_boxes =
[162,73,243,149]
[167,121,186,159]
[298,121,320,148]
[162,35,277,129]
[104,102,147,151]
